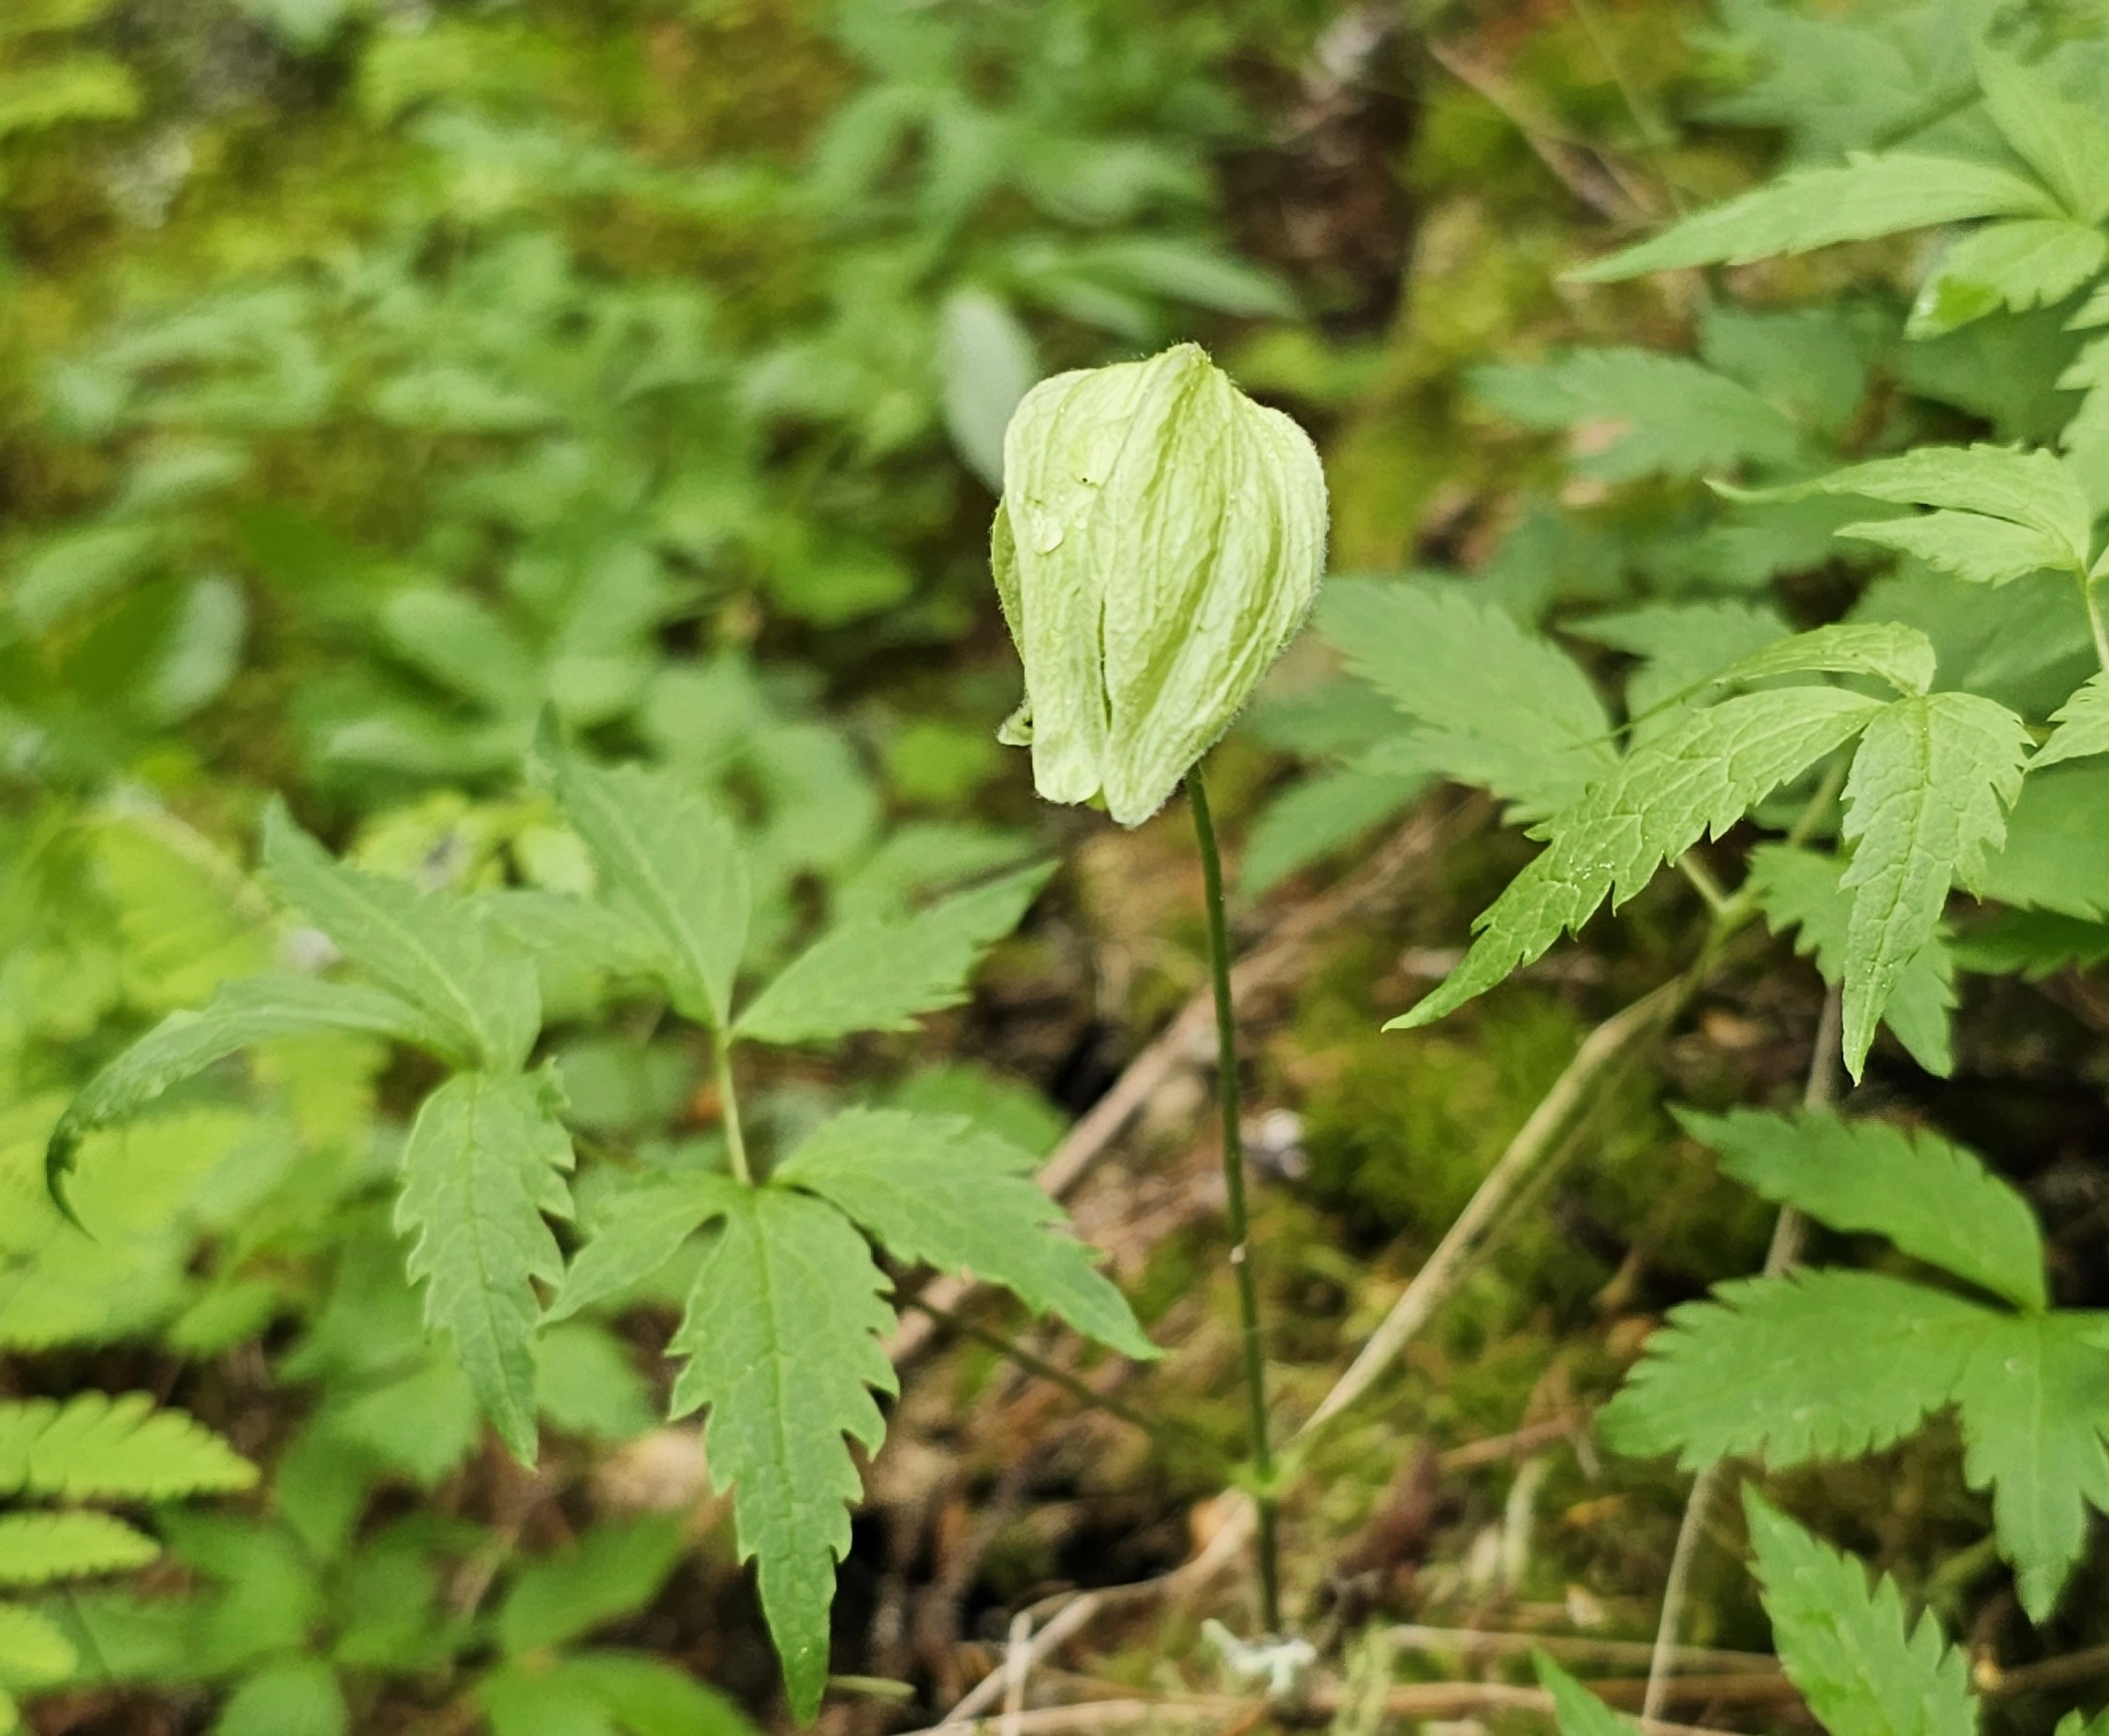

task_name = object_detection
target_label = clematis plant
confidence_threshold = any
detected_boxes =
[992,343,1329,1634]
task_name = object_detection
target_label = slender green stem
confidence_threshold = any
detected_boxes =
[1675,853,1730,915]
[2085,574,2109,676]
[715,1038,752,1184]
[907,1297,1227,1468]
[1186,768,1282,1635]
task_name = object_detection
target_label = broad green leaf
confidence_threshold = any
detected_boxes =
[776,1109,1153,1358]
[1532,1653,1636,1736]
[1747,845,1954,1077]
[735,863,1051,1047]
[0,1512,158,1586]
[396,1070,576,1465]
[1678,1108,2043,1310]
[1470,349,1806,481]
[536,1322,656,1442]
[1703,622,1936,699]
[544,1170,741,1324]
[1395,688,1882,1029]
[1319,579,1617,821]
[212,1657,347,1736]
[0,1393,256,1501]
[1977,44,2109,226]
[1955,1314,2109,1621]
[1951,909,2109,978]
[1570,154,2057,281]
[1600,1270,1990,1467]
[1838,511,2073,587]
[1839,694,2029,1077]
[668,1187,897,1721]
[1733,445,2094,577]
[496,1517,686,1656]
[2034,672,2109,771]
[1745,1492,1975,1736]
[46,973,450,1218]
[538,750,751,1030]
[262,804,539,1070]
[1909,220,2109,338]
[0,1604,75,1688]
[1977,763,2109,919]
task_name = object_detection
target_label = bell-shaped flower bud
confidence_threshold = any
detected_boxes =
[991,343,1328,827]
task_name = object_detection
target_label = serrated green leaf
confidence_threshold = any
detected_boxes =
[1744,1492,1975,1736]
[1678,1109,2043,1310]
[0,1513,158,1587]
[2034,672,2109,771]
[45,973,450,1220]
[0,1603,75,1688]
[1839,694,2029,1077]
[0,1393,256,1502]
[395,1070,576,1465]
[544,1170,739,1325]
[1747,845,1954,1076]
[1471,349,1807,481]
[212,1657,347,1736]
[1396,687,1882,1029]
[1910,220,2109,338]
[1838,512,2073,587]
[1600,1270,1991,1468]
[1954,1313,2109,1622]
[538,750,751,1030]
[497,1516,686,1657]
[262,804,540,1070]
[1532,1652,1636,1736]
[735,864,1051,1047]
[668,1187,897,1722]
[1571,154,2057,282]
[776,1108,1152,1359]
[1704,622,1937,699]
[1318,580,1617,821]
[1733,445,2094,578]
[1571,600,1790,739]
[1977,763,2109,919]
[1237,763,1427,904]
[480,890,662,980]
[1976,44,2109,226]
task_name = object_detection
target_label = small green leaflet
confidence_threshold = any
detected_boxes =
[212,1657,347,1736]
[1568,154,2057,282]
[1838,693,2028,1077]
[1747,846,1953,1077]
[1744,1492,1975,1736]
[1395,687,1882,1029]
[1568,600,1788,742]
[544,1170,742,1324]
[495,1516,686,1656]
[1532,1653,1636,1736]
[1729,445,2094,579]
[261,803,540,1070]
[0,1511,159,1585]
[1469,349,1806,481]
[735,863,1052,1047]
[1319,579,1616,821]
[1677,1109,2043,1310]
[1600,1269,1987,1466]
[537,745,751,1030]
[1909,219,2109,338]
[1838,512,2073,588]
[1701,623,1935,699]
[0,1603,75,1690]
[45,972,448,1222]
[395,1069,576,1465]
[775,1109,1154,1358]
[0,1392,256,1500]
[1975,43,2109,227]
[2034,671,2109,771]
[669,1186,897,1724]
[1954,1314,2109,1621]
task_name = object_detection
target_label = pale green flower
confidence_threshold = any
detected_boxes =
[991,344,1328,827]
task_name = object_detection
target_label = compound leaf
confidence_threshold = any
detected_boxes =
[262,803,539,1070]
[775,1108,1153,1359]
[0,1392,256,1501]
[1745,1492,1975,1736]
[1600,1269,1991,1468]
[1954,1313,2109,1622]
[0,1512,158,1586]
[2034,672,2109,772]
[396,1070,576,1465]
[668,1187,896,1722]
[1677,1108,2043,1311]
[736,864,1051,1047]
[1840,694,2029,1077]
[1570,154,2057,281]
